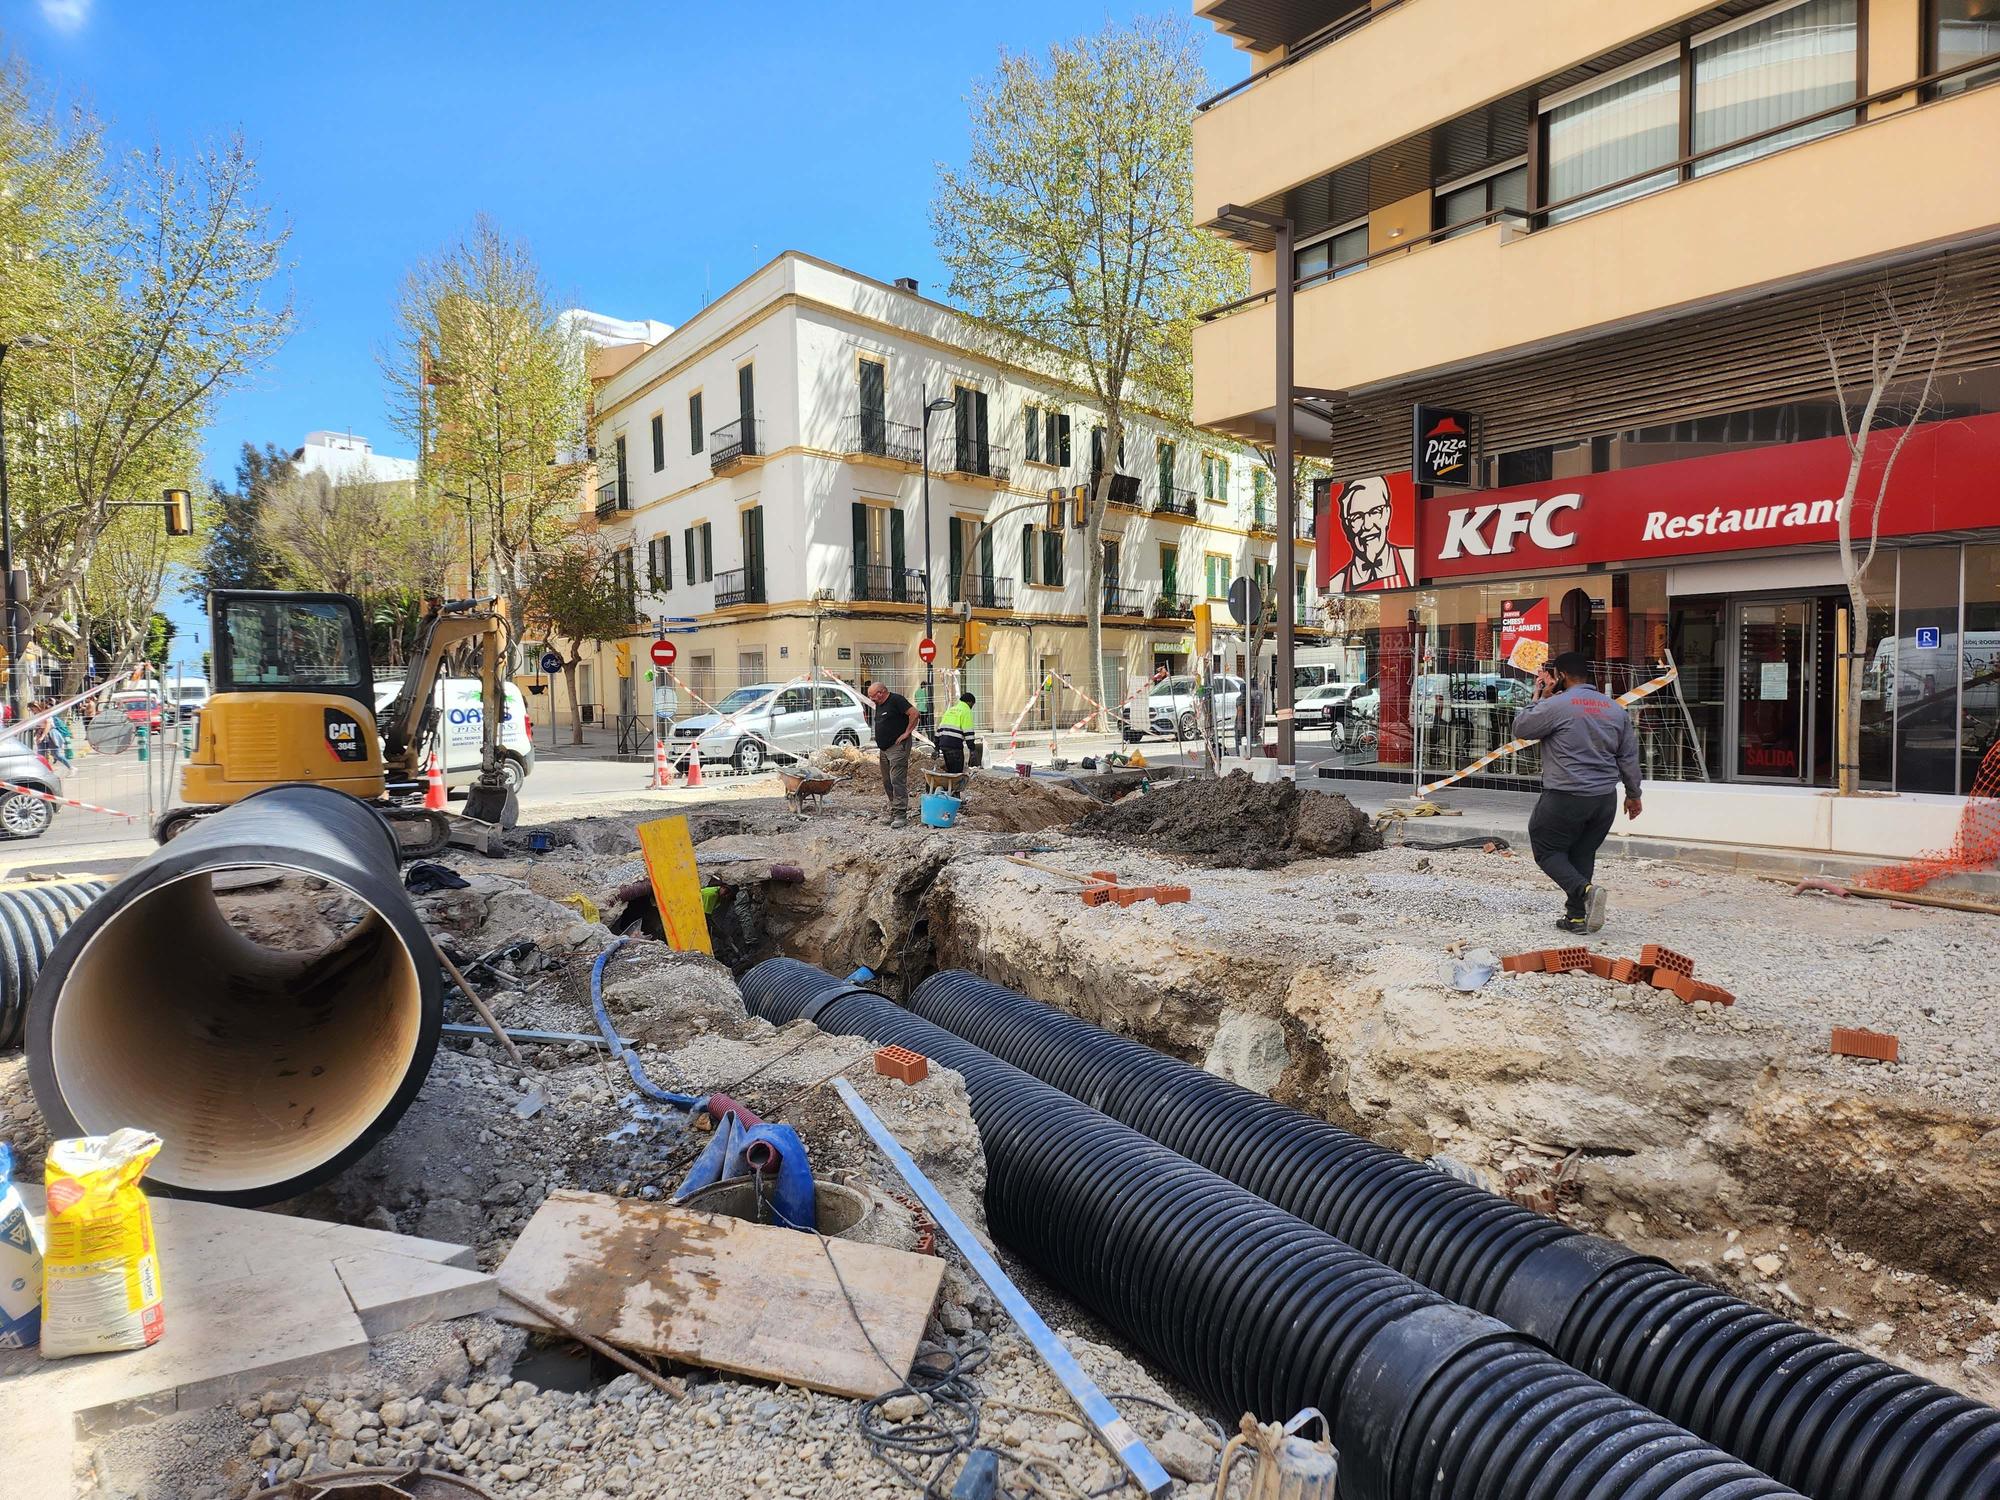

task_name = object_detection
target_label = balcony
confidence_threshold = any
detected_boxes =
[1152,591,1195,620]
[955,574,1015,611]
[1250,505,1277,536]
[843,413,923,469]
[709,416,762,473]
[850,563,922,604]
[1093,471,1142,510]
[714,568,765,608]
[1194,82,2000,428]
[595,478,629,521]
[1101,584,1146,618]
[934,433,1012,487]
[1154,485,1198,519]
[1296,510,1316,541]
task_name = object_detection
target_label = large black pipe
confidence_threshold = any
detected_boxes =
[0,880,105,1050]
[26,786,441,1205]
[907,969,2000,1500]
[742,957,1795,1500]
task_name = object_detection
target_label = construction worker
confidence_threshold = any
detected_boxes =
[935,691,977,777]
[1514,651,1642,935]
[867,680,917,827]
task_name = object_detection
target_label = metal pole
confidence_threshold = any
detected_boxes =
[0,349,19,728]
[920,396,936,731]
[1274,217,1297,770]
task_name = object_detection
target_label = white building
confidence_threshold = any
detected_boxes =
[289,431,418,485]
[581,253,1321,731]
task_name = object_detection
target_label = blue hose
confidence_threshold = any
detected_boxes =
[590,937,707,1110]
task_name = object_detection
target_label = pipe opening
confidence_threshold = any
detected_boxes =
[48,866,425,1196]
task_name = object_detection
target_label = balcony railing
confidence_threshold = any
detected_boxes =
[935,433,1012,485]
[1092,471,1142,510]
[714,568,765,607]
[850,563,922,603]
[1251,505,1277,535]
[1154,485,1197,518]
[955,574,1015,610]
[709,416,760,470]
[845,413,922,466]
[595,478,629,520]
[1151,591,1195,620]
[1102,584,1145,617]
[1297,510,1317,540]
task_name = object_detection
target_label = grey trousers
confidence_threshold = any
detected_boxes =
[880,740,912,816]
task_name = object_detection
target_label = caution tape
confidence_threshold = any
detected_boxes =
[0,777,141,822]
[1005,675,1055,750]
[0,666,151,749]
[1415,666,1679,798]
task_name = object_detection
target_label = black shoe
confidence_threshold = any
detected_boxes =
[1583,883,1608,933]
[1554,915,1588,935]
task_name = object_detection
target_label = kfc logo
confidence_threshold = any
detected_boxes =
[1436,494,1583,560]
[1321,473,1418,593]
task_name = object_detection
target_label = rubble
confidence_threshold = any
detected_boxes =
[1072,769,1380,866]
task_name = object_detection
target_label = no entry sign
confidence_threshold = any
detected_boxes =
[917,637,937,664]
[650,639,677,668]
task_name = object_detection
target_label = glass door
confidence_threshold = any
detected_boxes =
[1730,599,1812,782]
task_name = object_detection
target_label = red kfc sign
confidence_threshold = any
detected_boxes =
[1418,411,2000,581]
[1316,472,1418,594]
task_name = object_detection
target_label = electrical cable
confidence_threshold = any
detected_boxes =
[589,936,707,1110]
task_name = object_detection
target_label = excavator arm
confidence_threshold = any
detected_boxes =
[377,598,515,827]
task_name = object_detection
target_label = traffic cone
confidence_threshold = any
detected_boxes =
[653,736,671,790]
[423,752,447,811]
[683,753,704,788]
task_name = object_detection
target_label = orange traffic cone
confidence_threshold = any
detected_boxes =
[683,753,704,788]
[653,736,672,790]
[423,751,447,811]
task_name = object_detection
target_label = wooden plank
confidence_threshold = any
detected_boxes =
[637,814,714,954]
[495,1190,942,1399]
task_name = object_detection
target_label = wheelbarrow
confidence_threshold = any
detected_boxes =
[779,767,845,815]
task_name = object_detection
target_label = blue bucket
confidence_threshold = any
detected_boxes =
[920,792,962,828]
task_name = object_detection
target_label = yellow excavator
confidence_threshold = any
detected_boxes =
[160,590,520,854]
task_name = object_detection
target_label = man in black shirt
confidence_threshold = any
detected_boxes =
[867,681,917,827]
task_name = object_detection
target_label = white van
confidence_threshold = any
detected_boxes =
[375,676,536,791]
[170,676,210,721]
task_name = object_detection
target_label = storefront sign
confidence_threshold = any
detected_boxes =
[1413,405,1475,489]
[1419,410,2000,582]
[1499,598,1549,672]
[1316,472,1418,594]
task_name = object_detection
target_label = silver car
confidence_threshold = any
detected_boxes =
[668,682,868,774]
[1121,674,1245,741]
[0,741,63,839]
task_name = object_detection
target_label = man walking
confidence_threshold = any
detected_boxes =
[1512,651,1641,934]
[867,681,917,827]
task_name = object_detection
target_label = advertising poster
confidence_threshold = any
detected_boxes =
[1317,472,1418,594]
[1500,597,1549,673]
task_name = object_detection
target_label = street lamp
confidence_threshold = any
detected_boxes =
[918,391,956,728]
[0,334,51,724]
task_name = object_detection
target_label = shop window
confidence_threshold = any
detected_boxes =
[1932,0,2000,96]
[1895,547,1964,794]
[1962,544,2000,792]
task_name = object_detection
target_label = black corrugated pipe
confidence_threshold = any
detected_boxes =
[906,969,2000,1500]
[0,880,106,1050]
[26,786,442,1205]
[741,957,1797,1500]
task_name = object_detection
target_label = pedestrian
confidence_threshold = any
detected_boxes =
[935,691,977,777]
[866,680,917,827]
[1512,651,1642,934]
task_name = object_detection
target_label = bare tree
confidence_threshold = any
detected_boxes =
[1821,279,1958,795]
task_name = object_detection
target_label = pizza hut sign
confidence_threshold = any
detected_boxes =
[1412,404,1474,489]
[1418,411,2000,582]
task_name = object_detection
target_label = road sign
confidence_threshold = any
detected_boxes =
[1226,576,1264,628]
[539,651,562,674]
[1915,626,1941,650]
[651,639,678,667]
[917,637,937,665]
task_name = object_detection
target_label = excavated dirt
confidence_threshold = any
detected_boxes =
[1073,769,1382,866]
[813,745,1100,832]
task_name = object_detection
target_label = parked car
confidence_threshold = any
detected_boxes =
[1120,674,1245,741]
[667,681,868,773]
[373,675,537,791]
[1297,681,1371,729]
[0,742,62,839]
[109,689,168,731]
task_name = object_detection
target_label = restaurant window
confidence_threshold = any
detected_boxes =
[1961,544,2000,793]
[1895,547,1963,794]
[1543,52,1682,223]
[1932,0,2000,96]
[1294,222,1367,283]
[1692,0,1857,176]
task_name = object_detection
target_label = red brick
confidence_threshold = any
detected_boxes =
[1152,885,1191,905]
[1501,951,1543,974]
[1647,968,1681,993]
[1546,946,1592,974]
[1640,942,1695,977]
[1080,885,1112,906]
[1108,886,1149,907]
[1087,870,1120,884]
[1587,953,1615,979]
[1608,957,1641,984]
[1830,1027,1899,1063]
[874,1045,929,1085]
[1686,980,1735,1007]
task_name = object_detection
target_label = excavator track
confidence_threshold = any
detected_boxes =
[156,802,453,859]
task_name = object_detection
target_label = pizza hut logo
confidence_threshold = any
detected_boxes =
[1423,415,1468,480]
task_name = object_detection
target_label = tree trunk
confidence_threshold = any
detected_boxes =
[562,659,585,745]
[1843,579,1868,796]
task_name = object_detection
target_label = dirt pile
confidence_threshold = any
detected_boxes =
[1074,770,1380,866]
[818,749,1097,833]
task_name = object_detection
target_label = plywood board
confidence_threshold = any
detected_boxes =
[637,814,713,954]
[496,1190,943,1399]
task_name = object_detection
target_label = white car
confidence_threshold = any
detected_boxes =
[374,675,536,791]
[1120,674,1245,741]
[1297,681,1367,729]
[667,681,868,774]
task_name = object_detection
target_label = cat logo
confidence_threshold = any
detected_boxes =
[324,708,368,764]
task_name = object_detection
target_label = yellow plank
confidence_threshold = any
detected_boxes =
[636,814,712,955]
[495,1191,943,1399]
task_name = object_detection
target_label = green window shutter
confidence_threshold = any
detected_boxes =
[1057,414,1071,466]
[948,518,964,603]
[689,392,703,452]
[980,525,994,581]
[1024,408,1040,463]
[852,503,869,594]
[685,527,695,581]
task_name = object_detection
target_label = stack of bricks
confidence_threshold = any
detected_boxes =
[1497,938,1735,1006]
[1078,871,1192,908]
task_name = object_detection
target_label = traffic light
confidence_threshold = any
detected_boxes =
[1193,602,1212,658]
[1045,486,1066,531]
[614,642,632,678]
[1070,485,1088,529]
[954,618,990,668]
[162,488,194,537]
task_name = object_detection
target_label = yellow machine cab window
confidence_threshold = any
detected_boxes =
[212,591,373,702]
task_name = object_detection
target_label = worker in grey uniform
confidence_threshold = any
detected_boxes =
[1512,650,1642,934]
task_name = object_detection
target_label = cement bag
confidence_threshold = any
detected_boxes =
[40,1129,165,1358]
[0,1142,42,1349]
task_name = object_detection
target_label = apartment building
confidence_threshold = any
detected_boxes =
[1194,0,2000,797]
[580,252,1321,735]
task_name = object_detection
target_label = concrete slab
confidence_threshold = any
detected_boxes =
[333,1251,496,1338]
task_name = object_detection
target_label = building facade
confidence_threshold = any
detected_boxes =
[578,253,1322,737]
[1193,0,2000,796]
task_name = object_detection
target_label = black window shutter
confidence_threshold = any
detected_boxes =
[1057,414,1072,466]
[1022,523,1035,585]
[702,522,714,580]
[690,392,704,453]
[980,525,994,581]
[1091,426,1104,474]
[1024,408,1040,463]
[650,414,664,472]
[889,509,907,601]
[684,528,695,581]
[852,503,869,594]
[948,518,964,603]
[743,506,764,596]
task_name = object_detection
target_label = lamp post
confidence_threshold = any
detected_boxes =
[918,391,956,728]
[0,334,51,724]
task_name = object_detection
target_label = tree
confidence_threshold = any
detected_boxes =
[260,467,403,597]
[1820,279,1958,795]
[520,538,631,745]
[191,442,294,595]
[385,217,592,652]
[934,17,1244,726]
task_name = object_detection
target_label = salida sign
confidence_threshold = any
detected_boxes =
[1419,410,2000,581]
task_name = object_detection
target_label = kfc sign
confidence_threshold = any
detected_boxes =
[1412,404,1475,489]
[1419,411,2000,583]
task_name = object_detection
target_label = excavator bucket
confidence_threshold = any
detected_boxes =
[462,778,518,828]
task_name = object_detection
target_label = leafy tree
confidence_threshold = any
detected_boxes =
[520,538,631,745]
[191,442,294,595]
[934,17,1244,725]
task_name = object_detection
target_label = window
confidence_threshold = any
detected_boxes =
[614,434,629,498]
[1044,409,1071,466]
[613,545,637,603]
[1294,222,1368,283]
[1023,405,1043,463]
[740,505,765,592]
[219,597,362,690]
[1204,553,1230,600]
[689,391,704,453]
[1156,440,1176,501]
[1022,523,1063,586]
[1022,523,1037,585]
[646,535,673,592]
[851,502,907,599]
[1543,52,1682,223]
[1296,566,1308,614]
[1437,162,1529,237]
[684,522,713,583]
[1202,453,1230,504]
[1934,0,2000,95]
[650,413,665,472]
[858,357,886,452]
[1159,543,1179,597]
[1042,528,1065,586]
[1693,0,1856,175]
[1253,469,1272,508]
[954,386,990,473]
[1253,560,1274,607]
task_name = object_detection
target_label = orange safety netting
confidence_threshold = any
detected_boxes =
[1855,737,2000,892]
